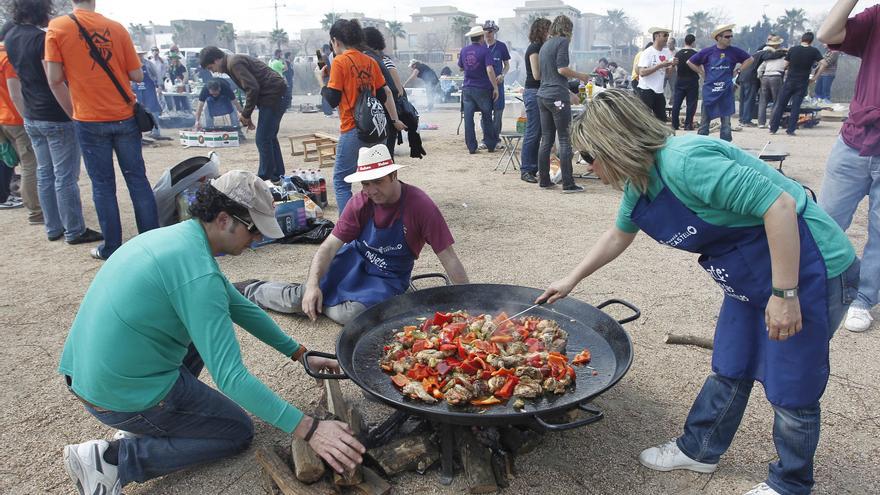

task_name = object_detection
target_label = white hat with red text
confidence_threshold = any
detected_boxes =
[344,144,408,183]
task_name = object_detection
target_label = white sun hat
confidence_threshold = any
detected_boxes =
[465,26,486,38]
[344,144,408,183]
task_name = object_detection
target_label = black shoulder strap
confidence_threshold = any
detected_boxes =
[68,14,132,106]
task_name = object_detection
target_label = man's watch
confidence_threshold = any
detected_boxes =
[291,345,308,363]
[771,287,798,299]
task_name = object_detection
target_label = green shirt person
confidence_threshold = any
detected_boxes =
[59,170,365,494]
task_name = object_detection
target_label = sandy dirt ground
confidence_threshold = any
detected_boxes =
[1,102,878,495]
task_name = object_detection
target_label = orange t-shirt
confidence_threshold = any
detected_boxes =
[0,46,24,126]
[327,50,386,133]
[45,10,142,122]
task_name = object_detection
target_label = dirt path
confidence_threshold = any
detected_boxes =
[1,107,877,494]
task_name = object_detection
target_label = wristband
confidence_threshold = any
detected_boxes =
[771,287,798,299]
[291,345,308,363]
[303,418,320,442]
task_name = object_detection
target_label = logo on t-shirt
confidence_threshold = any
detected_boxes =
[81,27,114,68]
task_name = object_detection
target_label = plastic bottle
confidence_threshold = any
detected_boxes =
[578,82,586,103]
[316,169,328,207]
[586,80,594,99]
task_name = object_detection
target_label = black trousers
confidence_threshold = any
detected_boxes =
[639,88,667,122]
[0,161,12,200]
[671,78,699,129]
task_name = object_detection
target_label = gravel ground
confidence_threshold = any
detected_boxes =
[1,104,877,495]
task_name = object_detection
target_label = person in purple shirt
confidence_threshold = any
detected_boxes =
[458,26,499,154]
[480,20,510,149]
[818,0,880,334]
[688,24,752,142]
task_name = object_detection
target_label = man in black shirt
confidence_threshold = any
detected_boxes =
[769,32,826,135]
[4,0,101,245]
[404,60,440,111]
[671,34,699,130]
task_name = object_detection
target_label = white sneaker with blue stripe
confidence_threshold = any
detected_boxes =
[63,439,121,495]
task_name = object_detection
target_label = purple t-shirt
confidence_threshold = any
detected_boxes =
[829,4,880,156]
[458,43,494,91]
[332,183,454,259]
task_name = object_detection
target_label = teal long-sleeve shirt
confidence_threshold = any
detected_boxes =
[59,220,304,433]
[615,134,855,278]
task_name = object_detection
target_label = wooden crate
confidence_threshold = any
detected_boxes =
[288,133,338,168]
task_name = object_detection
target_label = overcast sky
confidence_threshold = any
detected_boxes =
[101,0,841,36]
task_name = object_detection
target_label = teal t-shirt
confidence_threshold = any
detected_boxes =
[615,135,855,278]
[59,220,304,433]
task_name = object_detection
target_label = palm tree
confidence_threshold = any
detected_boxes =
[128,23,148,49]
[269,28,289,50]
[776,8,808,46]
[387,21,406,56]
[320,12,341,32]
[599,9,636,57]
[171,22,188,46]
[686,10,716,44]
[216,24,236,50]
[451,16,472,49]
[522,12,550,33]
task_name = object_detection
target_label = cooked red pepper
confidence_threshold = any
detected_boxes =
[439,343,458,352]
[496,376,519,399]
[492,368,514,377]
[433,312,453,326]
[572,349,592,366]
[489,334,514,343]
[458,360,478,375]
[391,374,410,388]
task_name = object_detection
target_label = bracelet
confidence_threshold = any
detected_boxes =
[771,286,798,299]
[291,345,308,363]
[303,418,320,442]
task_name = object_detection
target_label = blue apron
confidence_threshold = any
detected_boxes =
[319,188,415,307]
[133,64,162,114]
[488,42,506,111]
[702,51,736,119]
[630,166,831,408]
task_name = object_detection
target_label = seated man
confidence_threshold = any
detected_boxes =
[60,170,363,494]
[238,144,469,324]
[195,79,245,140]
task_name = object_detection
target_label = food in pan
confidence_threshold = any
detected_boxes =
[379,311,592,407]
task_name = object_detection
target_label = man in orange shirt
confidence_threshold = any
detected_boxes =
[45,0,159,260]
[0,30,41,222]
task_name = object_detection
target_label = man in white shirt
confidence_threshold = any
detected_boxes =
[637,27,676,121]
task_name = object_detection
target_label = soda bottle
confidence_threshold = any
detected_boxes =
[578,82,586,104]
[317,170,328,207]
[586,80,594,99]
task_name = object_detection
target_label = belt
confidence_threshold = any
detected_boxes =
[763,73,783,78]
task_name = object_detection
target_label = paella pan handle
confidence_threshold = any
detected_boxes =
[533,403,604,431]
[596,298,641,325]
[408,272,452,291]
[301,350,349,380]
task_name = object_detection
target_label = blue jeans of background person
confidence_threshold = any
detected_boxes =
[255,97,287,181]
[698,102,732,142]
[537,96,575,188]
[462,87,497,153]
[74,118,159,258]
[520,88,541,175]
[676,259,858,495]
[671,78,699,130]
[78,345,254,486]
[485,82,504,146]
[814,74,835,101]
[24,119,87,241]
[739,81,759,124]
[770,78,809,135]
[819,136,880,310]
[334,129,368,214]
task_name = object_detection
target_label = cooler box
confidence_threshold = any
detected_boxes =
[179,130,240,148]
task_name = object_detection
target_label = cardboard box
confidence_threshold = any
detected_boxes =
[179,130,240,148]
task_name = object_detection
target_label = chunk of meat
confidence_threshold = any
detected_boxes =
[402,381,437,403]
[472,380,490,398]
[487,375,507,393]
[444,384,474,405]
[514,366,543,381]
[542,377,567,395]
[501,342,528,356]
[548,338,567,354]
[414,349,447,364]
[391,356,414,374]
[513,377,543,398]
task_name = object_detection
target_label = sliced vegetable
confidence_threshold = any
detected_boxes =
[471,396,503,406]
[572,348,592,366]
[391,374,410,388]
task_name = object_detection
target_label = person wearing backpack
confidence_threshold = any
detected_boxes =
[321,19,406,214]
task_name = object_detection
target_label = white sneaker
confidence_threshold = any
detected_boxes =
[63,439,122,495]
[638,439,718,473]
[112,430,140,441]
[744,482,781,495]
[844,306,873,332]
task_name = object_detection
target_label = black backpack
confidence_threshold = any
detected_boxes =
[351,58,389,144]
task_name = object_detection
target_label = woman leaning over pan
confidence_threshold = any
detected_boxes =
[537,89,858,495]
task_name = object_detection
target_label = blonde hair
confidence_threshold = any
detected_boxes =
[570,89,672,192]
[549,15,573,38]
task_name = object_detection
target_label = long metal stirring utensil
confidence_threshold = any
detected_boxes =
[497,289,583,325]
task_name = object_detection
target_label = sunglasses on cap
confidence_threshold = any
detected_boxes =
[231,214,259,234]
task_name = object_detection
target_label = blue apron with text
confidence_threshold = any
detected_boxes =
[320,191,415,308]
[629,166,830,408]
[134,64,162,114]
[702,52,736,119]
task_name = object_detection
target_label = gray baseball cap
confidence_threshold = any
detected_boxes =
[210,170,284,239]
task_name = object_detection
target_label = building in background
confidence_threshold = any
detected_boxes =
[395,6,478,64]
[169,19,236,51]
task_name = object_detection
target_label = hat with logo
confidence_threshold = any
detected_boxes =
[210,170,284,239]
[465,26,486,38]
[344,144,407,183]
[712,24,736,40]
[482,20,499,33]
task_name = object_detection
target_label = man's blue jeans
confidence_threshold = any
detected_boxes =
[487,82,505,144]
[770,78,809,135]
[80,346,254,486]
[739,81,759,124]
[255,97,287,181]
[698,103,732,142]
[463,87,497,153]
[74,118,159,258]
[814,74,835,101]
[819,136,880,309]
[671,78,699,130]
[334,129,367,214]
[676,260,859,495]
[520,88,540,175]
[24,119,87,241]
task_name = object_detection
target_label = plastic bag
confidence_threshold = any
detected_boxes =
[278,219,335,244]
